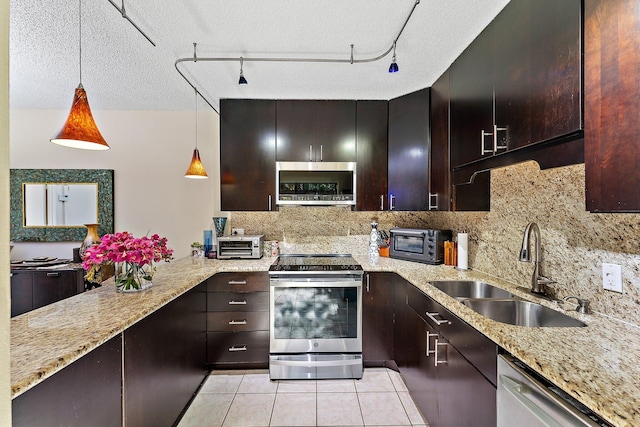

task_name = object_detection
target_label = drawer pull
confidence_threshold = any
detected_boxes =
[46,272,60,277]
[228,280,247,285]
[228,345,247,352]
[426,311,451,326]
[228,320,247,325]
[228,300,248,305]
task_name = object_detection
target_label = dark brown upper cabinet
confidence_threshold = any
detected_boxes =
[450,24,495,168]
[450,0,582,170]
[584,0,640,212]
[494,0,582,151]
[276,100,356,162]
[388,88,430,211]
[356,100,388,211]
[429,69,452,211]
[220,99,276,211]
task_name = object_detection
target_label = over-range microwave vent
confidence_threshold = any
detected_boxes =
[276,162,356,206]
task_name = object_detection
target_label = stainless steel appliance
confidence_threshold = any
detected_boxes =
[389,228,452,264]
[217,235,264,259]
[276,161,356,206]
[268,254,363,380]
[497,354,611,427]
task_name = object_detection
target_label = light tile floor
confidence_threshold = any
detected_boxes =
[177,367,428,427]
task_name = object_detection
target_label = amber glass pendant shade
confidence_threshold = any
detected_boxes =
[185,148,208,179]
[50,84,110,150]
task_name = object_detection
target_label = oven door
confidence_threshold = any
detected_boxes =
[269,275,362,354]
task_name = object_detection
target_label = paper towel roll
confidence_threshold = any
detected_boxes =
[457,232,468,270]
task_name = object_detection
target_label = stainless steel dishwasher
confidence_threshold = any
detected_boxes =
[497,355,612,427]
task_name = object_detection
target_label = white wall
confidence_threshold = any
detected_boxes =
[1,0,11,423]
[10,108,220,260]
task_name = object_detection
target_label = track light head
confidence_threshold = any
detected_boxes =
[389,42,399,73]
[239,57,248,85]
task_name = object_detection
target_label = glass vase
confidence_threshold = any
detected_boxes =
[115,262,153,292]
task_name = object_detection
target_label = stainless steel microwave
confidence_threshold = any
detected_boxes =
[388,228,452,265]
[275,161,356,206]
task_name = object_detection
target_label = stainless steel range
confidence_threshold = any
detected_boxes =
[268,254,363,380]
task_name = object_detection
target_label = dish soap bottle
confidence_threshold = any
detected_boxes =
[369,222,379,265]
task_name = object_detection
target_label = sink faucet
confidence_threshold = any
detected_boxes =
[519,222,555,295]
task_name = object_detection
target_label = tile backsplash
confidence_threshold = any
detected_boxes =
[229,160,640,326]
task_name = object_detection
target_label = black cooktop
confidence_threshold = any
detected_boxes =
[269,254,362,272]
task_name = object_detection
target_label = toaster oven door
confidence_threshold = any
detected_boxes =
[218,240,256,258]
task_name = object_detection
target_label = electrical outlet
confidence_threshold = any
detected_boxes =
[602,263,623,293]
[231,228,244,235]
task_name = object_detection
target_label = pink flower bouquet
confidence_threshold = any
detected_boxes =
[83,231,174,292]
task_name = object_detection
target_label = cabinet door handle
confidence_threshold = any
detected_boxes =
[320,144,323,161]
[428,193,438,210]
[481,129,494,155]
[426,311,451,326]
[434,339,448,366]
[309,144,313,161]
[426,331,438,356]
[268,194,272,211]
[380,194,384,211]
[494,124,508,152]
[228,300,247,305]
[366,274,370,293]
[389,194,396,211]
[228,280,247,285]
[228,345,247,352]
[228,320,247,325]
[46,272,60,277]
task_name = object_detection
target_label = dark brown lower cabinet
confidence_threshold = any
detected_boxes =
[123,283,207,427]
[395,276,497,427]
[362,272,394,367]
[11,268,85,317]
[206,272,270,369]
[12,335,122,427]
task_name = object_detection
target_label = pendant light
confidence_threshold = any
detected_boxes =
[184,89,209,179]
[51,0,110,150]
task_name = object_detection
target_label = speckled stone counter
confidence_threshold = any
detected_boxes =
[11,255,640,426]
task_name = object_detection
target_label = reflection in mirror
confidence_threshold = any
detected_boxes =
[23,183,98,227]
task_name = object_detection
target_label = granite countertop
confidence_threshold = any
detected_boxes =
[11,255,640,426]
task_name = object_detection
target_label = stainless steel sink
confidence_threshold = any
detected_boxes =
[462,299,587,327]
[430,280,514,300]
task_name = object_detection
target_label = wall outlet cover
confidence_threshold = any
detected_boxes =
[231,228,244,235]
[602,263,623,293]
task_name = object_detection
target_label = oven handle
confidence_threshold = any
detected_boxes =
[269,358,362,367]
[269,276,363,284]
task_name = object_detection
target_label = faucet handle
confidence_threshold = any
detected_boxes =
[563,295,590,314]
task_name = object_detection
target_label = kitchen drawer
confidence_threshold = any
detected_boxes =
[207,311,269,332]
[207,331,269,366]
[207,291,269,312]
[406,283,498,385]
[207,272,269,292]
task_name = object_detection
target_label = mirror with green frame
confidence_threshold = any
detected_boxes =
[10,169,114,242]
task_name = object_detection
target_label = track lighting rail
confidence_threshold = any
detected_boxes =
[174,0,420,113]
[107,0,156,47]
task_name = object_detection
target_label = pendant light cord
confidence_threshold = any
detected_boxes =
[79,0,82,85]
[194,88,198,149]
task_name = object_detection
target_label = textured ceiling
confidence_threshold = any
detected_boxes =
[10,0,510,112]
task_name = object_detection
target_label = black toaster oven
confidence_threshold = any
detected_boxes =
[388,228,452,265]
